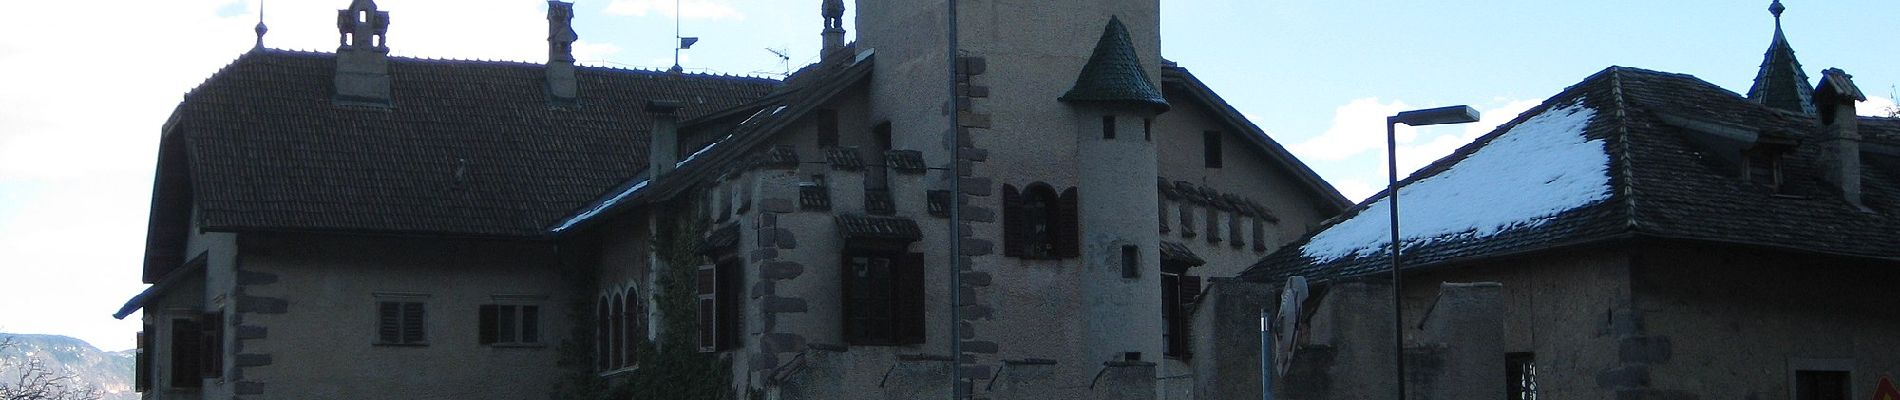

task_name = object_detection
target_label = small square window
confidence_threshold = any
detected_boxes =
[1103,115,1117,139]
[1143,118,1153,141]
[1795,370,1850,400]
[1121,245,1140,279]
[1203,131,1223,168]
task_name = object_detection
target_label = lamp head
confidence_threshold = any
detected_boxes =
[1390,105,1481,126]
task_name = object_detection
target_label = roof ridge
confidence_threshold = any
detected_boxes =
[1606,66,1643,234]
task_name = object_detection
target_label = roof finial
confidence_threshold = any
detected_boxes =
[1769,0,1785,21]
[253,0,269,49]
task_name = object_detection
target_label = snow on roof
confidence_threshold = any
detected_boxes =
[1300,100,1609,262]
[549,179,649,234]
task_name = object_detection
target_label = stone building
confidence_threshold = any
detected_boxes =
[1237,3,1900,399]
[114,0,1347,399]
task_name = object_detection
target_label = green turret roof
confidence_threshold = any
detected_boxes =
[1060,16,1169,112]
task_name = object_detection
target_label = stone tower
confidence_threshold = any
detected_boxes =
[850,0,1170,396]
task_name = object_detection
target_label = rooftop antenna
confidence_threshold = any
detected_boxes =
[253,0,269,50]
[766,47,791,76]
[671,0,699,73]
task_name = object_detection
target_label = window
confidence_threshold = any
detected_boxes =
[1003,184,1079,259]
[1205,207,1221,243]
[1203,130,1223,168]
[1161,273,1201,358]
[1179,203,1196,238]
[169,318,203,388]
[376,300,427,346]
[1143,118,1153,141]
[1507,352,1538,400]
[596,297,611,371]
[1253,219,1269,252]
[480,304,542,346]
[817,109,840,147]
[1121,245,1140,279]
[697,258,743,352]
[1795,370,1851,400]
[1230,213,1245,249]
[1102,115,1117,139]
[1746,149,1783,192]
[868,122,893,190]
[842,251,926,345]
[623,293,641,366]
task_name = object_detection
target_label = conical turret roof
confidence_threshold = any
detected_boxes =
[1745,0,1816,115]
[1060,16,1169,112]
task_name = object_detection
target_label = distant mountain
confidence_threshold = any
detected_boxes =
[0,333,136,400]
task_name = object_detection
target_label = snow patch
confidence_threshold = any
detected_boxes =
[550,179,648,233]
[679,133,735,168]
[1300,100,1608,262]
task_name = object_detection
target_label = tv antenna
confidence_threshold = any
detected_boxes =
[766,47,791,76]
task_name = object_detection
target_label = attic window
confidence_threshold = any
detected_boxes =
[1745,148,1784,192]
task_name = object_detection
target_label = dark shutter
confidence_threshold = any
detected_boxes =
[378,302,401,343]
[1160,275,1180,357]
[1002,185,1023,257]
[201,312,223,378]
[1054,188,1080,258]
[522,306,540,344]
[696,266,716,352]
[717,260,744,350]
[1203,130,1223,168]
[170,318,203,387]
[479,305,499,345]
[136,329,151,392]
[612,295,625,366]
[623,296,639,365]
[895,252,927,344]
[1181,276,1203,307]
[401,302,426,344]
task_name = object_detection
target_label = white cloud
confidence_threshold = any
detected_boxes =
[606,0,744,21]
[1288,97,1545,206]
[1330,180,1378,203]
[573,41,625,63]
[1285,98,1418,162]
[1860,95,1898,117]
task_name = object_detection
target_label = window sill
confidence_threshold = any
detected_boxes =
[597,366,640,378]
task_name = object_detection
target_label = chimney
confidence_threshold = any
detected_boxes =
[1812,68,1867,208]
[547,1,579,105]
[334,0,392,107]
[821,0,846,56]
[646,100,686,178]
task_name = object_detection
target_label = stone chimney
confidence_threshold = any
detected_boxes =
[646,100,685,178]
[547,1,579,105]
[1812,68,1866,208]
[334,0,392,107]
[821,0,845,56]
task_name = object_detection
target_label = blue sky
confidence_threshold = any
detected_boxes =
[0,0,1893,351]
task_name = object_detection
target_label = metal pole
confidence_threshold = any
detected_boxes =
[945,0,964,398]
[1386,118,1405,400]
[1262,307,1274,400]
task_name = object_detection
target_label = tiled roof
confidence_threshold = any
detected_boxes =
[1059,16,1168,112]
[167,49,777,237]
[1244,66,1900,283]
[1159,240,1206,269]
[1745,14,1816,115]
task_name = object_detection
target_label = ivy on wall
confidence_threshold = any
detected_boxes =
[551,200,735,400]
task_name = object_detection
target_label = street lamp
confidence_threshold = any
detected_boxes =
[1386,105,1479,400]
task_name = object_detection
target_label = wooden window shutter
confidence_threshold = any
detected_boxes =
[170,318,203,387]
[1181,275,1204,307]
[841,256,863,344]
[1054,188,1081,258]
[896,252,928,344]
[201,312,223,378]
[696,266,717,352]
[479,305,499,345]
[1160,274,1180,357]
[716,260,743,350]
[1002,185,1024,257]
[136,328,151,392]
[401,302,426,344]
[522,305,540,344]
[378,302,401,343]
[1254,220,1269,252]
[1230,214,1245,248]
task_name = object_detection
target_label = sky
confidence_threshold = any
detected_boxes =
[0,0,1895,351]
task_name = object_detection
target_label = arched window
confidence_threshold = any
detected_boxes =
[1003,183,1078,259]
[596,297,610,371]
[610,293,625,369]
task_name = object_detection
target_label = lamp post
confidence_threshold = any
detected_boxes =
[1385,105,1479,400]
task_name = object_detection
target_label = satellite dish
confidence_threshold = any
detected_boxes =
[1274,276,1308,378]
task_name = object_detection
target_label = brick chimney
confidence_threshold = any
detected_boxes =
[1812,68,1866,208]
[646,100,685,178]
[547,1,579,105]
[334,0,391,107]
